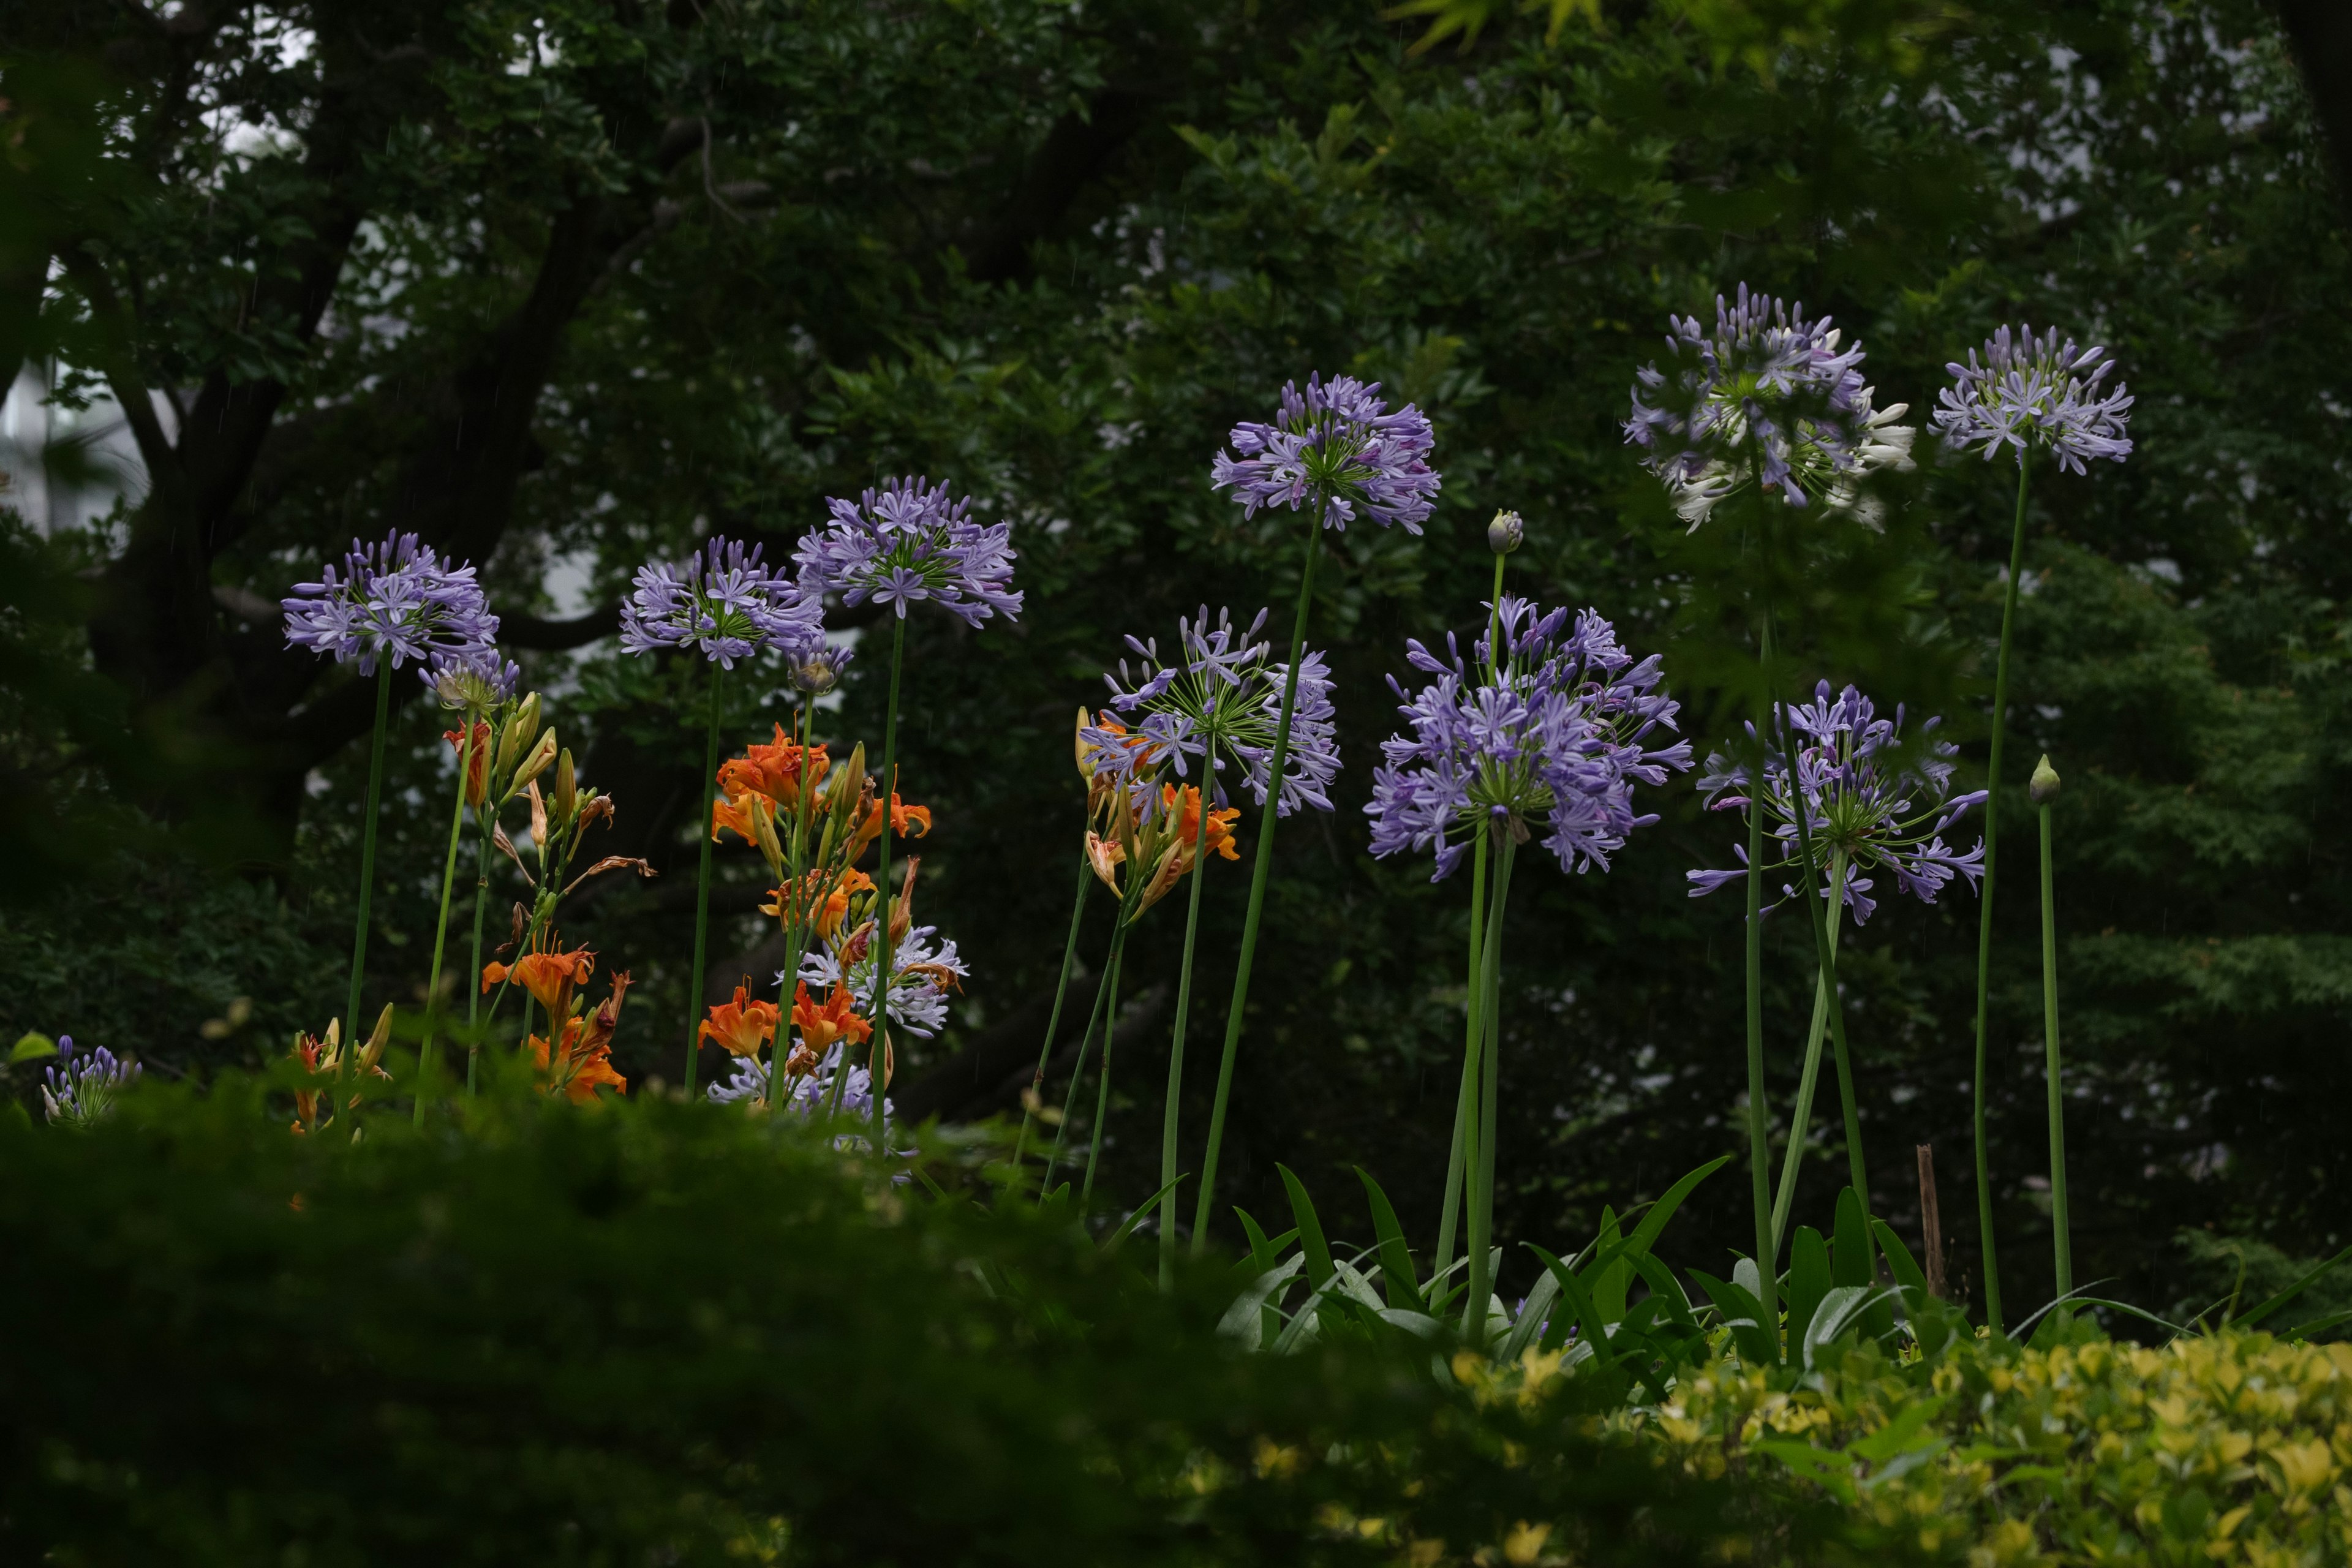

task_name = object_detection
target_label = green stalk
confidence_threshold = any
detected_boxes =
[870,614,910,1144]
[1082,937,1128,1203]
[767,704,820,1118]
[1158,786,1216,1286]
[1771,685,1871,1221]
[2039,790,2072,1300]
[1042,929,1125,1194]
[1430,829,1487,1283]
[1971,450,2031,1334]
[465,797,494,1096]
[340,665,394,1080]
[1016,850,1095,1172]
[1191,507,1325,1256]
[1434,553,1509,1284]
[1771,850,1847,1250]
[414,719,478,1125]
[1741,755,1774,1283]
[1463,832,1518,1344]
[684,663,728,1098]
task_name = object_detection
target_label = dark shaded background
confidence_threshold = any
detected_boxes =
[4,0,2348,1321]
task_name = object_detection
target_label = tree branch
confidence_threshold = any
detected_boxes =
[499,605,621,650]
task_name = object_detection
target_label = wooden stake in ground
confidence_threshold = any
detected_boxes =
[1917,1144,1947,1301]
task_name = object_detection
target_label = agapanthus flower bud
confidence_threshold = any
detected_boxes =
[428,646,521,712]
[41,1035,140,1127]
[1487,509,1524,554]
[793,645,850,694]
[2030,754,2061,805]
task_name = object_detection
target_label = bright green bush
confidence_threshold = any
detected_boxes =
[0,1085,1869,1567]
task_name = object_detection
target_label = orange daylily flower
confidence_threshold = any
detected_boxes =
[712,790,771,849]
[700,984,780,1059]
[1077,711,1161,817]
[1089,785,1240,917]
[531,972,631,1104]
[444,721,492,806]
[481,940,597,1022]
[849,790,932,858]
[1167,783,1242,865]
[719,725,831,810]
[791,981,873,1054]
[762,867,873,940]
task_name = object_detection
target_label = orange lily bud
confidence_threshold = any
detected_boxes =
[889,857,920,941]
[527,780,549,864]
[554,748,577,827]
[512,729,558,794]
[444,722,492,807]
[1074,707,1096,780]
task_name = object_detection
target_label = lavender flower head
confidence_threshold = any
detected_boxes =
[1624,284,1915,530]
[1932,325,2133,474]
[620,537,825,671]
[795,476,1023,629]
[427,645,521,712]
[42,1036,140,1127]
[1687,680,1986,922]
[794,924,968,1041]
[1210,374,1441,533]
[282,532,499,675]
[1082,606,1342,819]
[1367,598,1694,881]
[707,1043,908,1159]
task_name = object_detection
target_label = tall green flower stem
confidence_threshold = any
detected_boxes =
[684,664,728,1098]
[1192,509,1325,1256]
[1741,732,1776,1281]
[1015,850,1094,1174]
[1771,850,1849,1250]
[1462,831,1519,1343]
[465,804,494,1096]
[340,665,395,1079]
[1045,914,1134,1194]
[1772,686,1872,1230]
[2034,755,2072,1300]
[1158,793,1216,1286]
[1433,551,1510,1284]
[868,614,910,1144]
[1082,937,1129,1203]
[770,702,823,1119]
[1971,450,2032,1335]
[414,719,480,1125]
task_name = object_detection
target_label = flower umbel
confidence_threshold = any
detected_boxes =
[795,475,1023,628]
[620,537,824,670]
[1624,284,1915,529]
[282,531,499,674]
[1688,680,1988,921]
[40,1036,140,1126]
[1932,325,2133,473]
[1210,374,1441,533]
[1368,600,1693,881]
[1084,606,1341,819]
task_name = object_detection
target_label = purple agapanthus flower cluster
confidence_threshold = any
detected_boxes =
[796,476,1024,629]
[282,532,499,675]
[1210,374,1441,534]
[1625,284,1915,530]
[1082,606,1343,819]
[1367,598,1693,881]
[428,646,522,711]
[707,1043,908,1159]
[1932,325,2134,474]
[1689,680,1987,922]
[620,537,826,670]
[794,924,968,1040]
[41,1036,140,1127]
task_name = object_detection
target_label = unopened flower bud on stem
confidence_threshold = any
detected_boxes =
[1488,509,1524,555]
[2030,753,2061,805]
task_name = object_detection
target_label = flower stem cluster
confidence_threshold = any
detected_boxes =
[287,1009,393,1134]
[1368,599,1693,881]
[1688,681,1987,922]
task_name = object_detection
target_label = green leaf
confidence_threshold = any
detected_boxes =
[2233,1244,2352,1329]
[1354,1166,1424,1312]
[1499,1265,1562,1360]
[1801,1285,1879,1370]
[2281,1307,2352,1341]
[1787,1227,1833,1351]
[1219,1255,1303,1346]
[1627,1156,1730,1260]
[1102,1176,1187,1254]
[10,1033,58,1063]
[1688,1268,1778,1368]
[1528,1243,1612,1362]
[1275,1164,1335,1291]
[1831,1187,1873,1289]
[1868,1218,1958,1356]
[1849,1395,1947,1464]
[1588,1205,1629,1326]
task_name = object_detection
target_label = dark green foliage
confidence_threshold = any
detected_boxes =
[0,1087,1866,1566]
